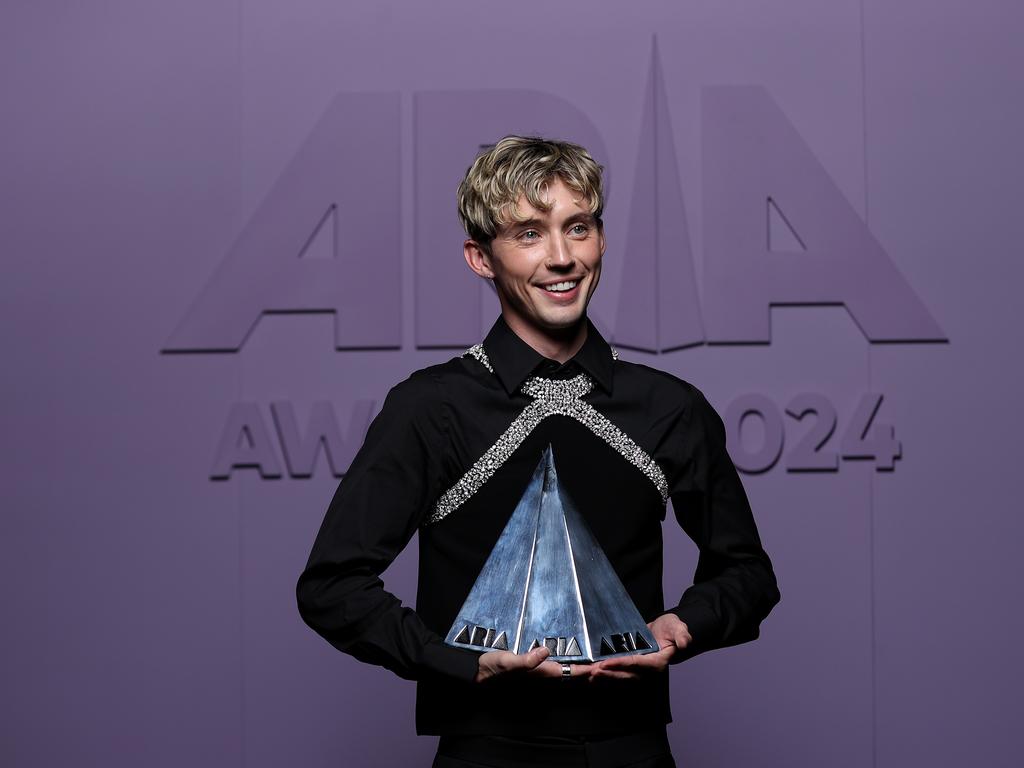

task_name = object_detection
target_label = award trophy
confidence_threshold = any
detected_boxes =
[444,445,659,662]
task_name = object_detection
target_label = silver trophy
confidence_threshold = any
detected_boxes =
[445,445,659,662]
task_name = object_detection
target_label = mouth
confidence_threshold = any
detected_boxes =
[537,278,583,304]
[541,279,580,294]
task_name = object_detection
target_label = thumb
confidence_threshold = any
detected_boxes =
[674,624,693,649]
[522,646,551,669]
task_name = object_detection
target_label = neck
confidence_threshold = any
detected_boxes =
[503,315,588,364]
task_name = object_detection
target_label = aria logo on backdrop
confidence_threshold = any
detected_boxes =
[162,49,945,481]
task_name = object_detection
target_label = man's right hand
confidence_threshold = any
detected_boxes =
[474,646,592,683]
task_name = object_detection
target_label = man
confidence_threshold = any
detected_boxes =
[297,136,780,767]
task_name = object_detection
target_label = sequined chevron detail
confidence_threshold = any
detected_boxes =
[464,343,493,373]
[521,374,668,502]
[425,348,666,525]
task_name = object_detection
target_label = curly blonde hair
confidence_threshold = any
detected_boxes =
[457,135,604,250]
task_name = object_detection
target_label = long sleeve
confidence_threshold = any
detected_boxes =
[295,371,479,683]
[667,387,781,659]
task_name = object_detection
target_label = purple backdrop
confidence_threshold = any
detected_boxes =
[2,1,1022,766]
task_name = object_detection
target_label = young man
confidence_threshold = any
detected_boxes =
[297,136,780,767]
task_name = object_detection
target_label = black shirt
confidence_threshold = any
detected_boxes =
[296,315,780,735]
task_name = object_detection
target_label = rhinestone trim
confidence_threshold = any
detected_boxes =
[424,346,667,525]
[464,343,493,373]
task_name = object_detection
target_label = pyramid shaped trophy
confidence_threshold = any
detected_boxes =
[444,445,659,662]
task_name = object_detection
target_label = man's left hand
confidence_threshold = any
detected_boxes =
[588,613,692,682]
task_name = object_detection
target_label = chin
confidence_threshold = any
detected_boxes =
[539,310,587,331]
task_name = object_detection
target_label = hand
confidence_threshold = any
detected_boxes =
[475,646,594,684]
[588,613,692,682]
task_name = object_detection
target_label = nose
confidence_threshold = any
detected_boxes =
[546,234,575,270]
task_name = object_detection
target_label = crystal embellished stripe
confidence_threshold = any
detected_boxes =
[464,343,493,373]
[426,345,667,525]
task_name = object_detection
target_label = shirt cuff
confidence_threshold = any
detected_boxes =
[420,639,480,683]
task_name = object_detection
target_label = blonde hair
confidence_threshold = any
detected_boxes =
[457,135,604,249]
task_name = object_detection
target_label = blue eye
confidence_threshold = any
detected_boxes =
[521,230,539,240]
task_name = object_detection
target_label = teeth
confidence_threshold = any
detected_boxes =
[543,280,578,292]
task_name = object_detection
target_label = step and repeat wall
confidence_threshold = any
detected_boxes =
[3,1,1021,766]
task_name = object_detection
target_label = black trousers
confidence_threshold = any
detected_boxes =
[431,728,676,768]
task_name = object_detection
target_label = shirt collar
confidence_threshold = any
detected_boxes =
[481,315,615,396]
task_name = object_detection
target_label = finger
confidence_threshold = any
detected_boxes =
[596,649,672,672]
[590,667,639,681]
[588,646,677,680]
[649,644,677,661]
[597,658,651,672]
[530,660,569,678]
[530,660,595,679]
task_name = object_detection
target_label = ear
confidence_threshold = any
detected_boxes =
[464,239,495,279]
[598,225,606,256]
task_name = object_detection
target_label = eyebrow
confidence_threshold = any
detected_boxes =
[505,212,596,232]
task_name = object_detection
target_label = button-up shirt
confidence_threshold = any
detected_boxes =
[297,315,780,736]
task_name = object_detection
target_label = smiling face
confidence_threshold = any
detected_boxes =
[464,176,605,356]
